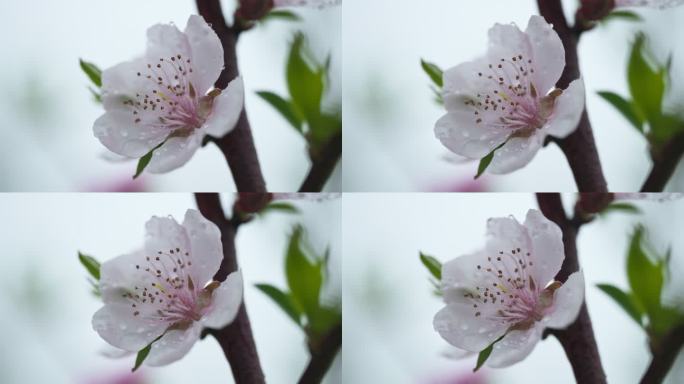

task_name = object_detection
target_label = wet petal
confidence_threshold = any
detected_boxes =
[181,209,223,285]
[144,215,191,259]
[487,133,544,174]
[145,131,202,174]
[435,110,509,159]
[99,250,159,305]
[145,22,191,65]
[486,21,532,67]
[203,77,244,137]
[184,15,224,94]
[525,15,565,92]
[145,322,202,366]
[93,109,168,158]
[524,209,564,286]
[202,271,243,329]
[545,79,585,139]
[486,326,543,368]
[546,271,585,329]
[434,301,508,352]
[92,303,167,352]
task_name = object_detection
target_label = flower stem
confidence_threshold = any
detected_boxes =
[640,324,684,384]
[196,0,267,192]
[298,323,342,383]
[640,132,684,192]
[299,130,342,192]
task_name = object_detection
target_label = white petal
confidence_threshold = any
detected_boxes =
[525,15,565,92]
[433,303,508,352]
[100,58,150,104]
[545,79,585,139]
[181,209,223,285]
[145,322,202,366]
[184,15,224,94]
[524,209,565,286]
[203,77,244,137]
[486,326,543,368]
[486,21,532,68]
[145,131,203,174]
[487,133,544,174]
[546,271,585,329]
[93,110,168,158]
[442,58,492,97]
[99,250,159,305]
[435,111,509,159]
[202,271,243,329]
[144,215,191,259]
[92,303,167,352]
[145,22,191,66]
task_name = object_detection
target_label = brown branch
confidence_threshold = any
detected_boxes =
[196,0,267,192]
[640,324,684,384]
[536,193,607,384]
[194,193,265,384]
[640,132,684,192]
[537,0,608,192]
[298,323,342,383]
[299,131,342,192]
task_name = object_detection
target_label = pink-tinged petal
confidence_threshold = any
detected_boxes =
[435,111,510,159]
[441,251,493,293]
[525,15,565,92]
[487,133,544,174]
[545,79,585,139]
[203,77,244,137]
[145,322,202,366]
[486,22,532,67]
[523,209,564,286]
[92,303,167,352]
[486,326,543,368]
[145,22,191,65]
[101,59,150,105]
[546,271,585,329]
[144,215,191,259]
[145,132,202,174]
[93,109,168,158]
[202,271,243,329]
[184,15,224,94]
[181,209,223,285]
[434,302,508,352]
[485,214,528,252]
[443,59,492,98]
[99,250,158,305]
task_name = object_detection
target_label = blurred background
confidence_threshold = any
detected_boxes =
[0,0,341,191]
[342,193,684,383]
[0,193,341,383]
[342,0,684,192]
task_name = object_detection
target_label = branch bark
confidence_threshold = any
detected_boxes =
[537,0,608,192]
[298,323,342,383]
[640,324,684,384]
[194,193,266,384]
[196,0,267,192]
[640,132,684,192]
[299,131,342,192]
[536,193,607,384]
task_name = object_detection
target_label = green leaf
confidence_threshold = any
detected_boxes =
[260,9,302,23]
[628,34,666,128]
[255,283,303,326]
[597,91,643,133]
[474,334,505,372]
[132,334,162,372]
[285,226,323,325]
[603,10,643,23]
[600,202,642,216]
[260,202,301,215]
[307,304,341,336]
[256,91,304,133]
[421,59,443,88]
[596,283,644,326]
[79,59,102,88]
[133,141,165,179]
[475,141,506,179]
[419,252,442,280]
[287,33,325,126]
[308,111,342,147]
[88,87,102,103]
[78,252,101,280]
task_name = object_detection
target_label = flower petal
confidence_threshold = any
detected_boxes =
[546,271,585,329]
[145,131,203,174]
[93,109,168,158]
[524,209,565,286]
[435,111,510,159]
[99,250,159,305]
[144,214,191,259]
[545,78,585,139]
[442,59,492,97]
[525,15,565,92]
[487,133,544,174]
[202,271,243,329]
[434,302,508,352]
[203,77,244,137]
[486,21,532,68]
[92,303,167,352]
[486,326,543,368]
[181,209,223,285]
[184,15,224,94]
[100,58,150,105]
[145,322,202,366]
[145,22,191,66]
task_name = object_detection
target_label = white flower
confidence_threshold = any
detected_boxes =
[274,0,341,8]
[94,15,244,174]
[435,15,585,174]
[92,209,243,366]
[434,210,584,368]
[616,0,684,8]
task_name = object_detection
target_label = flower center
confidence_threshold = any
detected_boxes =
[462,53,554,135]
[124,54,207,134]
[121,246,206,324]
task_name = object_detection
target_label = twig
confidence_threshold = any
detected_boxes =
[196,0,267,192]
[640,324,684,384]
[536,193,607,384]
[298,323,342,383]
[194,193,266,384]
[537,0,608,192]
[299,131,342,192]
[640,132,684,192]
